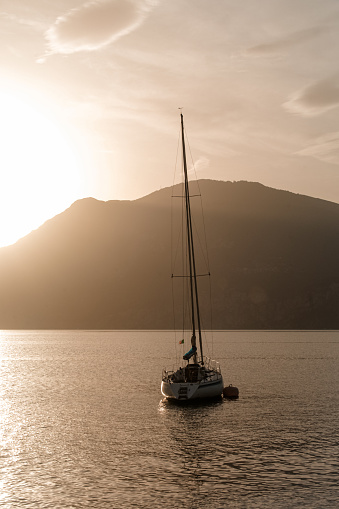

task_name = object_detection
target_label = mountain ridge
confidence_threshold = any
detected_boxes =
[1,179,339,329]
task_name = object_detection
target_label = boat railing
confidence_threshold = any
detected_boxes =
[162,358,222,383]
[203,357,222,374]
[162,368,175,381]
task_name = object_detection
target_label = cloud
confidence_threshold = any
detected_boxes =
[297,132,339,165]
[1,11,46,31]
[44,0,158,55]
[283,77,339,116]
[188,157,210,174]
[246,26,325,56]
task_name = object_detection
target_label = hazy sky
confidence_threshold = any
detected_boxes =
[1,0,339,246]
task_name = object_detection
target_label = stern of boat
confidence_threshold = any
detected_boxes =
[161,361,223,401]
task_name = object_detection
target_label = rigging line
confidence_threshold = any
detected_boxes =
[172,125,181,189]
[208,270,215,359]
[171,218,184,279]
[170,127,181,276]
[184,242,193,335]
[181,185,193,340]
[182,138,197,340]
[181,114,204,362]
[178,160,195,341]
[171,274,179,363]
[197,186,212,272]
[185,129,214,360]
[191,213,210,272]
[182,178,186,338]
[171,126,185,364]
[172,180,187,280]
[181,232,187,339]
[185,128,212,273]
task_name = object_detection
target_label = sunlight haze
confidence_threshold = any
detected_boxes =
[1,0,339,245]
[0,91,84,247]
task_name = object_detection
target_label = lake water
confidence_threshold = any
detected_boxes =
[0,330,338,508]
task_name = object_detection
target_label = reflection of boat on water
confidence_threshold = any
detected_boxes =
[161,113,224,401]
[158,395,223,504]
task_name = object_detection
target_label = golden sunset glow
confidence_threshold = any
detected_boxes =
[1,0,339,247]
[0,91,83,247]
[0,3,338,506]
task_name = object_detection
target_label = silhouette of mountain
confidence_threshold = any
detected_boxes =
[1,180,339,329]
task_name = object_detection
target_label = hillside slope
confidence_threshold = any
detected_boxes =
[1,180,339,329]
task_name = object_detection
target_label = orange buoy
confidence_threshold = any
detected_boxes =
[223,384,239,399]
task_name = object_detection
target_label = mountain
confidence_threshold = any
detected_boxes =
[1,180,339,329]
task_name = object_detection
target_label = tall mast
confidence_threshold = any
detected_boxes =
[180,113,204,363]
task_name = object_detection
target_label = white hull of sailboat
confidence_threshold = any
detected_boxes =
[161,376,224,401]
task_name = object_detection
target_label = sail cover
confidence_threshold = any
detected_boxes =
[183,346,197,361]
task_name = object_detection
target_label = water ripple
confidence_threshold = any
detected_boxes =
[0,331,338,508]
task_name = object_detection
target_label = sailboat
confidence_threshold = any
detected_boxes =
[161,113,224,401]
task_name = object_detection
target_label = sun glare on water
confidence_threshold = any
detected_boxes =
[0,91,84,248]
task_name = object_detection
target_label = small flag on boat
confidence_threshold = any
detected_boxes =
[179,339,184,344]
